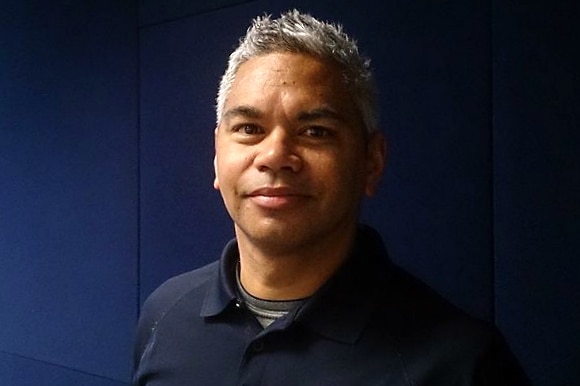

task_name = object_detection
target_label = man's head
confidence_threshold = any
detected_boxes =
[213,10,385,256]
[216,9,378,135]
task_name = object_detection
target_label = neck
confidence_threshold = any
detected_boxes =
[236,224,357,301]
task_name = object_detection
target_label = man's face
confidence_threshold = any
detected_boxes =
[214,52,384,254]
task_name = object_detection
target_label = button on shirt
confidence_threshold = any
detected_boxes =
[133,225,530,386]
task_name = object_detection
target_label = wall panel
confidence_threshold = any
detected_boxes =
[0,0,138,382]
[493,1,580,384]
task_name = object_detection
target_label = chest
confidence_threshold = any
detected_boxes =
[137,315,409,386]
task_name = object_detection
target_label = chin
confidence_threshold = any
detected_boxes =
[237,223,311,249]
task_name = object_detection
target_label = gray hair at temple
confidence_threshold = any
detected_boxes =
[215,9,379,134]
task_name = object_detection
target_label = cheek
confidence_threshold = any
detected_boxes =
[334,153,370,195]
[308,152,359,192]
[215,151,252,188]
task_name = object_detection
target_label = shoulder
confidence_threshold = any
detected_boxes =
[133,261,219,366]
[377,266,530,384]
[140,261,219,324]
[145,262,218,306]
[383,264,492,343]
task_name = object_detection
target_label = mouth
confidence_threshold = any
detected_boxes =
[246,187,309,209]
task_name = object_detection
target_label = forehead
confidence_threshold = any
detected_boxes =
[224,52,356,116]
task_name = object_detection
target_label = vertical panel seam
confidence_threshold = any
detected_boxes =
[489,0,497,325]
[135,0,142,322]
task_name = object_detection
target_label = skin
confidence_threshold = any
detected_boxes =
[214,52,386,300]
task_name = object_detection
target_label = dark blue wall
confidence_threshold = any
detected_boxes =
[1,0,138,384]
[493,1,580,384]
[1,0,578,385]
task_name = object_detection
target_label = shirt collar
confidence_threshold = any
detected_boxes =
[199,225,394,345]
[200,238,240,317]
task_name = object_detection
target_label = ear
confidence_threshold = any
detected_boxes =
[364,132,387,197]
[213,128,220,191]
[213,156,220,190]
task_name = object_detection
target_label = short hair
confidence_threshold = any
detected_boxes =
[215,9,378,134]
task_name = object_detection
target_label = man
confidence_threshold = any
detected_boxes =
[133,10,530,385]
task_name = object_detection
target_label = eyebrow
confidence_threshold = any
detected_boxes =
[222,105,262,121]
[297,107,342,122]
[222,105,343,123]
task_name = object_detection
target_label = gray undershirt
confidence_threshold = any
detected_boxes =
[236,266,306,328]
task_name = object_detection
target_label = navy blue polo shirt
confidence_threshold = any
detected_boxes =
[133,226,530,386]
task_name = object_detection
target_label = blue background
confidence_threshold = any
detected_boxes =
[1,0,578,384]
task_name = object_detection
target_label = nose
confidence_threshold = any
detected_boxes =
[254,129,302,173]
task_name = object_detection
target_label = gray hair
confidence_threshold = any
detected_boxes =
[215,9,378,134]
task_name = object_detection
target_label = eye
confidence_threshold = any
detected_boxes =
[232,124,263,135]
[303,126,331,138]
